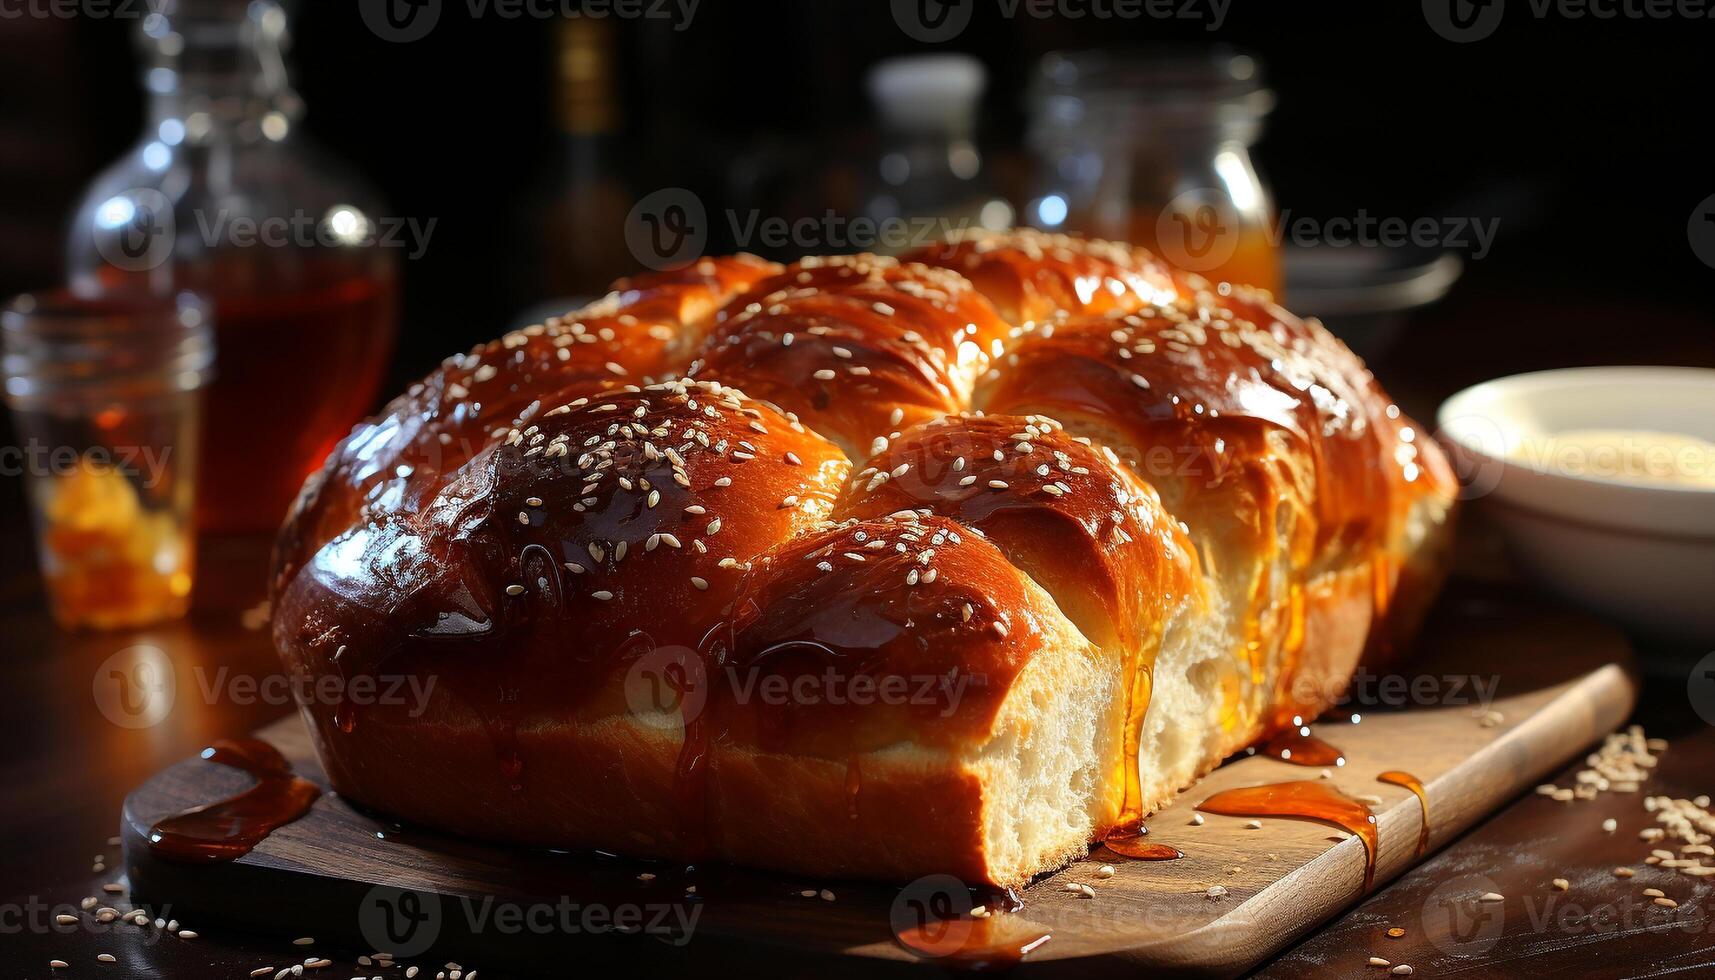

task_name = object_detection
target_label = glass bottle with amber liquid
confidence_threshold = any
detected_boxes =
[535,16,636,305]
[66,0,399,535]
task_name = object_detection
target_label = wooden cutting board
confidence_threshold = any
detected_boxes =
[119,585,1636,977]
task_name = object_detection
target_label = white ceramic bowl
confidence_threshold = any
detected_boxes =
[1437,366,1715,642]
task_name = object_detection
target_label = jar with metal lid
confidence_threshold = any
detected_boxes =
[3,290,213,629]
[1023,47,1282,295]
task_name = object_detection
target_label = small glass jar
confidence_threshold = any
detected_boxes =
[1023,47,1282,295]
[3,290,213,629]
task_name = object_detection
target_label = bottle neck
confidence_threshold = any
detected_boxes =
[139,0,301,144]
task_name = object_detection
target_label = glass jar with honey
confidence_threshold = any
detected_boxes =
[1023,47,1282,295]
[2,290,213,629]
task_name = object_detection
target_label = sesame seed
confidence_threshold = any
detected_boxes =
[959,476,977,487]
[988,480,1009,490]
[1552,878,1570,890]
[690,577,709,591]
[812,369,836,381]
[505,584,525,596]
[785,452,802,466]
[97,954,116,963]
[1369,957,1391,968]
[592,590,614,601]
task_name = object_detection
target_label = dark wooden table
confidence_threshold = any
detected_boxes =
[4,296,1713,978]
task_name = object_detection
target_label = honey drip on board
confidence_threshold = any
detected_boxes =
[1102,835,1184,861]
[1198,780,1379,890]
[1117,663,1156,828]
[895,913,1052,968]
[147,738,321,863]
[1378,770,1430,857]
[1262,725,1347,767]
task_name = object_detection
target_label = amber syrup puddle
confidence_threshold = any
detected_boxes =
[1198,780,1379,890]
[1101,824,1184,861]
[1378,770,1430,857]
[147,738,322,863]
[895,911,1051,968]
[1261,724,1346,767]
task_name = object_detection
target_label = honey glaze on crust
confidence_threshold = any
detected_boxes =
[907,228,1178,326]
[702,515,1037,757]
[272,380,849,832]
[687,254,1011,456]
[836,413,1203,827]
[274,256,779,580]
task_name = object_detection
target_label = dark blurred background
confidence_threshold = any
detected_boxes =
[5,0,1711,371]
[2,0,1712,578]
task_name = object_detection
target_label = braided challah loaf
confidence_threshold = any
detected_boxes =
[271,230,1455,888]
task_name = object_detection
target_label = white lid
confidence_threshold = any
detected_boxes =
[867,54,986,131]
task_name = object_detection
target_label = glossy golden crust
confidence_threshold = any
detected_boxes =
[274,256,778,582]
[836,414,1198,654]
[272,231,1455,887]
[908,227,1178,325]
[688,254,1011,456]
[707,515,1042,755]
